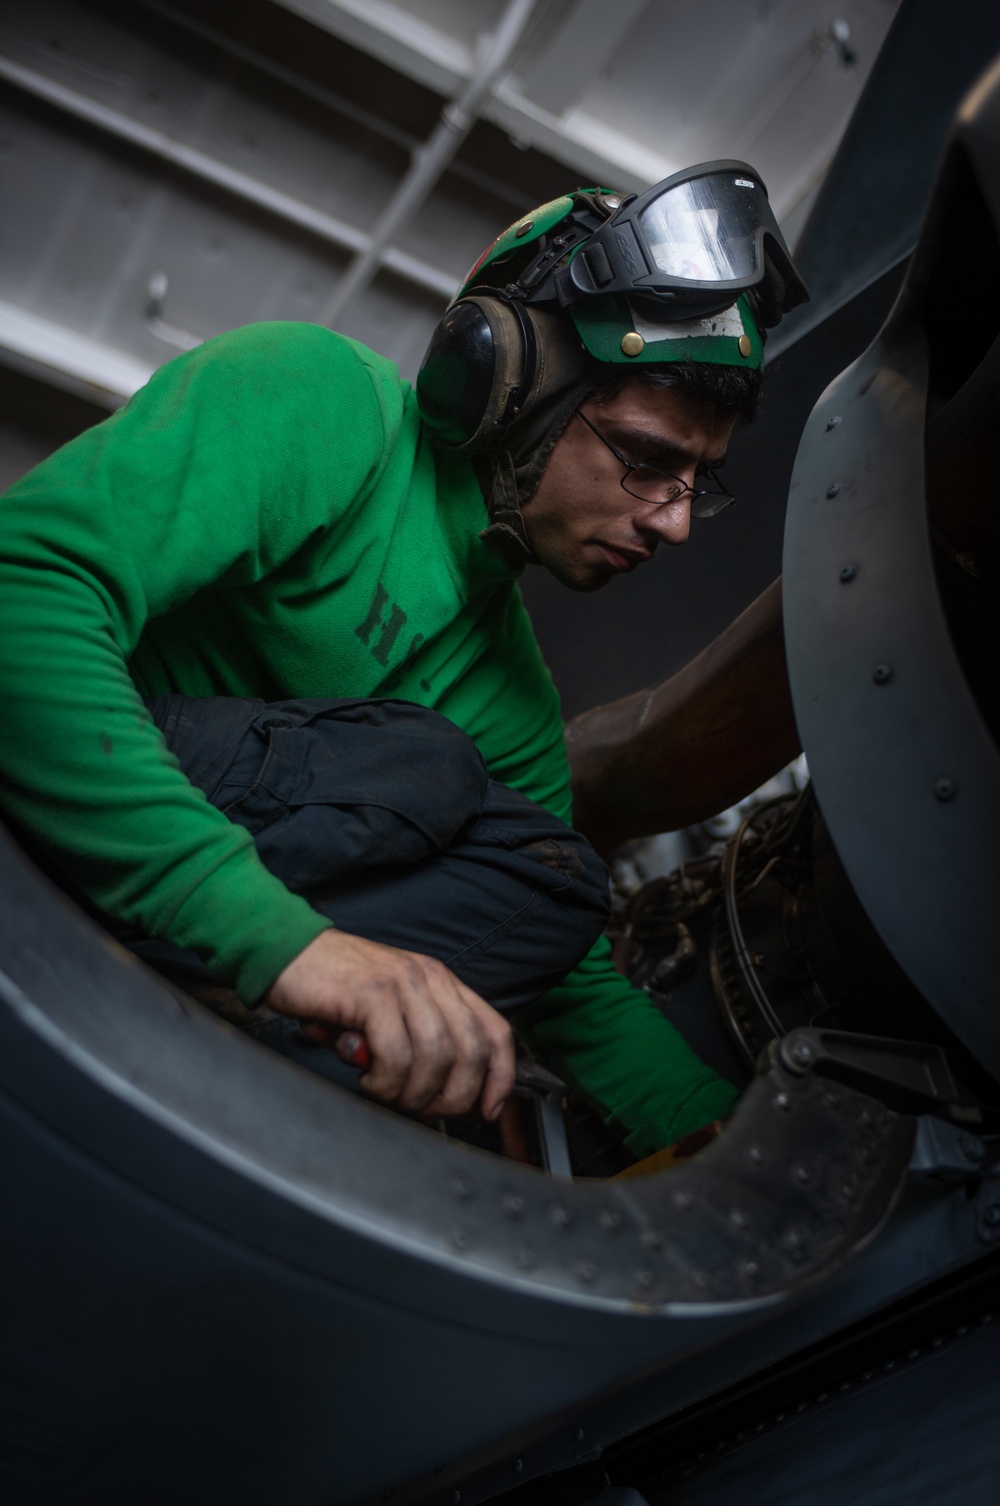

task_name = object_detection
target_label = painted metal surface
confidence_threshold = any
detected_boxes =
[278,0,898,210]
[772,0,1000,357]
[0,808,914,1503]
[782,61,1000,1074]
[0,0,496,386]
[660,1299,1000,1506]
[0,0,897,409]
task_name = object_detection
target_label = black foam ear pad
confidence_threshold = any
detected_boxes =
[417,295,532,453]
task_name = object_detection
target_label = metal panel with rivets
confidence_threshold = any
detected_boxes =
[782,58,1000,1078]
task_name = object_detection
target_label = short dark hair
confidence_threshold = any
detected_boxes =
[588,360,763,425]
[587,285,767,424]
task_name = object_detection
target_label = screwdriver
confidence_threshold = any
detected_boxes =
[333,1029,372,1070]
[330,1029,567,1099]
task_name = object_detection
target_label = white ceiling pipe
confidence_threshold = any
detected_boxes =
[319,0,538,328]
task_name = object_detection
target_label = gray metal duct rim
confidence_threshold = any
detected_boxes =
[781,67,1000,1074]
[0,819,914,1339]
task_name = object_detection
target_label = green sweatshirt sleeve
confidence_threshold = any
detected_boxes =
[517,936,739,1157]
[467,586,738,1155]
[0,322,392,1000]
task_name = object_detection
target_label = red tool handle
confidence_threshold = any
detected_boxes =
[334,1030,372,1070]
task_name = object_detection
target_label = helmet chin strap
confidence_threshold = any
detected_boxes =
[473,307,598,568]
[475,448,537,567]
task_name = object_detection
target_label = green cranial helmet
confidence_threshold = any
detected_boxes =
[417,162,808,564]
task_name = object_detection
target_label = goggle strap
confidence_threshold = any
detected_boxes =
[513,192,619,299]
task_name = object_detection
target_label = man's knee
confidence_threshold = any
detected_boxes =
[469,783,611,946]
[149,693,491,858]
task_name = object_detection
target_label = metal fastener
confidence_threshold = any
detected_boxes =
[502,1193,525,1218]
[621,330,645,357]
[774,1092,791,1111]
[873,663,893,684]
[790,1040,814,1067]
[738,333,752,358]
[934,777,957,802]
[839,563,859,582]
[825,415,842,430]
[514,220,534,237]
[825,482,843,498]
[786,1231,806,1262]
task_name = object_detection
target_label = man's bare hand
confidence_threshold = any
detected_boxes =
[264,930,515,1122]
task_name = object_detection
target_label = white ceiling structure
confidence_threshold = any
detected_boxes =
[279,0,900,227]
[0,0,900,418]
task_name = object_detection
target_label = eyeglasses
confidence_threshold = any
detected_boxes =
[575,409,736,518]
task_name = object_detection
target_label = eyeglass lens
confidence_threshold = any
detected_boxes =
[623,468,735,515]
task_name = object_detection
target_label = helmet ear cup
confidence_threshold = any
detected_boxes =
[417,295,532,453]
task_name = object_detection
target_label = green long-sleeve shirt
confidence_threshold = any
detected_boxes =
[0,321,736,1153]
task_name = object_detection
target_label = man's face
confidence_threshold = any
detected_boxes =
[521,378,738,591]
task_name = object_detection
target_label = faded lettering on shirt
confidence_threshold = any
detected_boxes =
[355,582,430,691]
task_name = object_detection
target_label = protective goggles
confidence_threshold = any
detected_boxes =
[566,161,809,322]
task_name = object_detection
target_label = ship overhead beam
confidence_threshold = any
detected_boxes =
[0,52,459,303]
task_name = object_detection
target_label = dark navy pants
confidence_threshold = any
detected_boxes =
[130,695,610,1086]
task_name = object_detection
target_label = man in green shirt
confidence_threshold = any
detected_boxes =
[0,165,807,1155]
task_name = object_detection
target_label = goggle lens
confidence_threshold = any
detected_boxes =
[638,173,768,284]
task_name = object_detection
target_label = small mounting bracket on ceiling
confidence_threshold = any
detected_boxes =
[145,271,203,354]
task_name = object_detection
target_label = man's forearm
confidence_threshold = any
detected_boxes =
[566,577,799,856]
